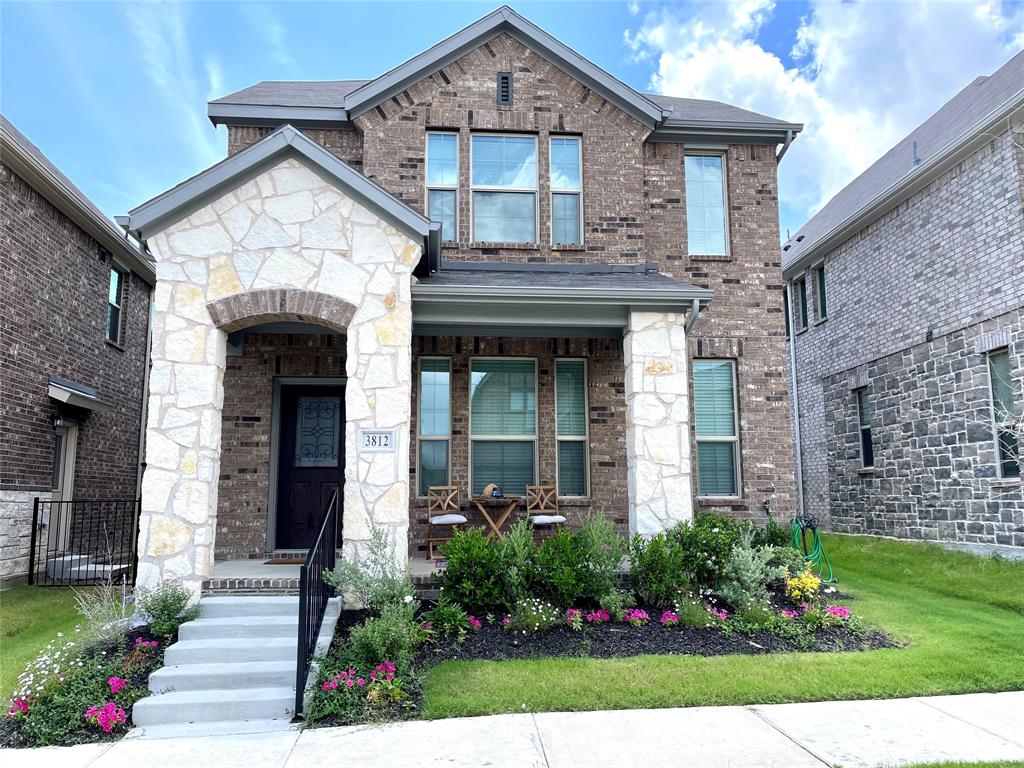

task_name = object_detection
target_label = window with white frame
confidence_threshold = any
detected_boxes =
[470,359,536,495]
[471,134,537,243]
[106,266,126,344]
[550,137,582,245]
[693,360,740,496]
[685,153,728,256]
[426,132,458,243]
[856,387,874,468]
[988,348,1020,478]
[418,358,451,495]
[555,359,588,496]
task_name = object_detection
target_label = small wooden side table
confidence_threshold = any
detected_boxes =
[472,496,521,539]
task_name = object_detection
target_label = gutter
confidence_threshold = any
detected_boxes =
[411,282,713,306]
[684,298,702,335]
[776,129,796,163]
[784,281,805,518]
[135,290,154,501]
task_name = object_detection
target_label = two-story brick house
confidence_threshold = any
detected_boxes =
[0,115,155,586]
[783,50,1024,548]
[120,7,801,596]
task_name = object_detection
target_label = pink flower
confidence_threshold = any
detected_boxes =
[502,616,511,626]
[84,701,126,733]
[707,607,728,621]
[345,679,354,688]
[825,605,851,620]
[660,610,679,626]
[7,698,29,719]
[356,678,366,687]
[107,676,127,695]
[585,608,610,624]
[800,602,811,613]
[780,610,800,620]
[623,608,649,626]
[321,679,338,691]
[420,621,433,630]
[467,615,482,630]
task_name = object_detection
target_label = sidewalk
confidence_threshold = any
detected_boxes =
[7,692,1024,768]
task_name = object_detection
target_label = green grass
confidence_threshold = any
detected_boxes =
[899,763,1024,768]
[0,587,85,697]
[421,534,1024,718]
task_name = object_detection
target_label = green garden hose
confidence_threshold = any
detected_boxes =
[791,515,836,584]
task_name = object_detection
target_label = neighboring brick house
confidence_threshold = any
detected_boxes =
[0,115,155,586]
[119,7,801,595]
[783,50,1024,547]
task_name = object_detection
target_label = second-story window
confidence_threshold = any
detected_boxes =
[471,134,537,243]
[685,153,728,256]
[426,132,458,243]
[550,137,582,245]
[814,264,827,320]
[795,276,809,331]
[107,266,125,344]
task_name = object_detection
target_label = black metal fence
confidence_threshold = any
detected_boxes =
[293,489,339,719]
[28,498,141,587]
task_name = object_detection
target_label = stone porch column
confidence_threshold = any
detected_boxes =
[623,310,694,535]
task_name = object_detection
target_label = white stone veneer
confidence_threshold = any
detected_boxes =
[138,158,419,600]
[623,310,694,534]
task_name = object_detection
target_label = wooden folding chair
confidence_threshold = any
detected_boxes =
[525,485,566,540]
[426,485,465,560]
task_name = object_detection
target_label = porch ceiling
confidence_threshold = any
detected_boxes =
[411,265,712,338]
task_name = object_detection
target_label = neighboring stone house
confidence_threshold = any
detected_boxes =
[120,6,802,597]
[783,50,1024,547]
[0,115,155,586]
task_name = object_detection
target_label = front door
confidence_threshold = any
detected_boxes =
[276,384,344,549]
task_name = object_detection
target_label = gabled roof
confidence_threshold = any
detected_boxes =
[1,114,155,283]
[783,49,1024,276]
[124,124,440,268]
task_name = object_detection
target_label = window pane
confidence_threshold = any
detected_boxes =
[998,430,1020,478]
[556,360,586,436]
[989,350,1014,420]
[697,441,736,496]
[472,440,534,495]
[857,388,871,427]
[419,440,449,495]
[558,441,586,496]
[552,193,580,245]
[107,305,121,342]
[798,278,808,327]
[816,267,827,318]
[471,360,536,435]
[295,396,341,467]
[693,361,736,437]
[473,191,536,243]
[419,359,450,435]
[550,137,581,190]
[108,268,122,305]
[427,133,458,186]
[685,155,727,255]
[783,287,791,337]
[472,135,537,187]
[427,189,456,243]
[860,428,874,467]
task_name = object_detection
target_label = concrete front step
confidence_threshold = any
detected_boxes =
[197,596,300,618]
[131,686,294,726]
[178,615,299,641]
[164,637,296,665]
[149,660,296,693]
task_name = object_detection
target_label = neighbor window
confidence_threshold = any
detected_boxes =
[856,387,874,468]
[988,348,1020,478]
[418,358,451,495]
[693,360,740,496]
[814,264,827,320]
[795,276,808,331]
[106,267,125,344]
[470,359,536,495]
[471,134,537,243]
[426,132,458,242]
[555,359,588,496]
[550,137,582,245]
[685,153,728,256]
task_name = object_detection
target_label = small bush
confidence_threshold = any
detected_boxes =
[750,516,792,549]
[731,600,782,633]
[629,533,689,609]
[325,527,413,613]
[421,596,469,640]
[505,598,561,633]
[74,581,131,648]
[785,568,822,604]
[669,512,745,590]
[529,530,588,608]
[765,545,806,582]
[598,589,634,621]
[439,529,504,614]
[673,593,717,629]
[495,521,534,607]
[135,581,199,638]
[716,532,784,609]
[347,602,421,672]
[305,660,413,725]
[574,514,627,602]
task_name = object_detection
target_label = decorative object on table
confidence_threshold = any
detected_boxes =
[526,485,566,539]
[426,485,466,560]
[483,483,503,498]
[791,513,836,583]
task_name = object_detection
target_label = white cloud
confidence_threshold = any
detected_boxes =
[241,5,296,68]
[626,0,1024,235]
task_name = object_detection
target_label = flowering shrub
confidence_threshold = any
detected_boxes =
[660,611,679,627]
[780,609,800,620]
[623,608,649,627]
[585,608,610,624]
[672,593,717,629]
[707,607,728,622]
[135,580,200,639]
[84,702,126,733]
[785,569,822,604]
[506,598,562,633]
[565,609,583,631]
[308,660,412,725]
[669,512,746,590]
[7,698,29,719]
[107,677,126,695]
[467,615,482,631]
[825,605,851,621]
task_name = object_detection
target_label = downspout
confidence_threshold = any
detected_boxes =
[784,281,805,517]
[777,129,795,163]
[683,298,701,335]
[134,266,154,502]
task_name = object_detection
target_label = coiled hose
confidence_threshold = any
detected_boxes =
[791,515,836,584]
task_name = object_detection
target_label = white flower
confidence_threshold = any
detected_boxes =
[403,595,413,604]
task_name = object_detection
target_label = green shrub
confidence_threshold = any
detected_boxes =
[529,530,588,608]
[673,592,716,629]
[599,588,634,621]
[629,533,689,609]
[574,513,627,602]
[135,581,200,638]
[505,598,561,633]
[325,527,413,613]
[716,531,782,609]
[750,516,792,549]
[496,521,534,606]
[731,600,782,633]
[347,602,421,672]
[765,544,806,582]
[421,595,469,640]
[669,511,745,590]
[439,528,504,613]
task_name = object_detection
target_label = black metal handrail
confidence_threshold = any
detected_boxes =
[293,488,339,719]
[28,498,141,587]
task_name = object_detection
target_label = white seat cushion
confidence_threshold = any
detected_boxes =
[529,515,567,526]
[430,514,467,525]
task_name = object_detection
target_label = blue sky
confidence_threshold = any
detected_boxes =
[3,1,1023,238]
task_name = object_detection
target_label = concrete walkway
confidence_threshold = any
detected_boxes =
[7,692,1024,768]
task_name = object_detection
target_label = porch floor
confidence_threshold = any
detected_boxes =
[204,558,443,596]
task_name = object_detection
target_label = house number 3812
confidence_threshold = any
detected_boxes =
[358,429,396,453]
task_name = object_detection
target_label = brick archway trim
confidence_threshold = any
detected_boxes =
[206,288,356,334]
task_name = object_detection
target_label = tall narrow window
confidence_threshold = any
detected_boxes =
[685,153,728,256]
[814,264,827,320]
[470,359,536,495]
[426,132,458,243]
[418,359,451,495]
[693,360,740,496]
[550,137,582,245]
[783,285,791,338]
[555,359,588,496]
[795,276,808,331]
[856,387,874,468]
[107,267,125,343]
[988,349,1020,478]
[471,134,537,243]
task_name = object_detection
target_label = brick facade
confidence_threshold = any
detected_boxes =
[0,162,152,584]
[789,125,1024,545]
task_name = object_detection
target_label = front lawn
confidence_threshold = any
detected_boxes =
[0,586,85,697]
[420,534,1024,718]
